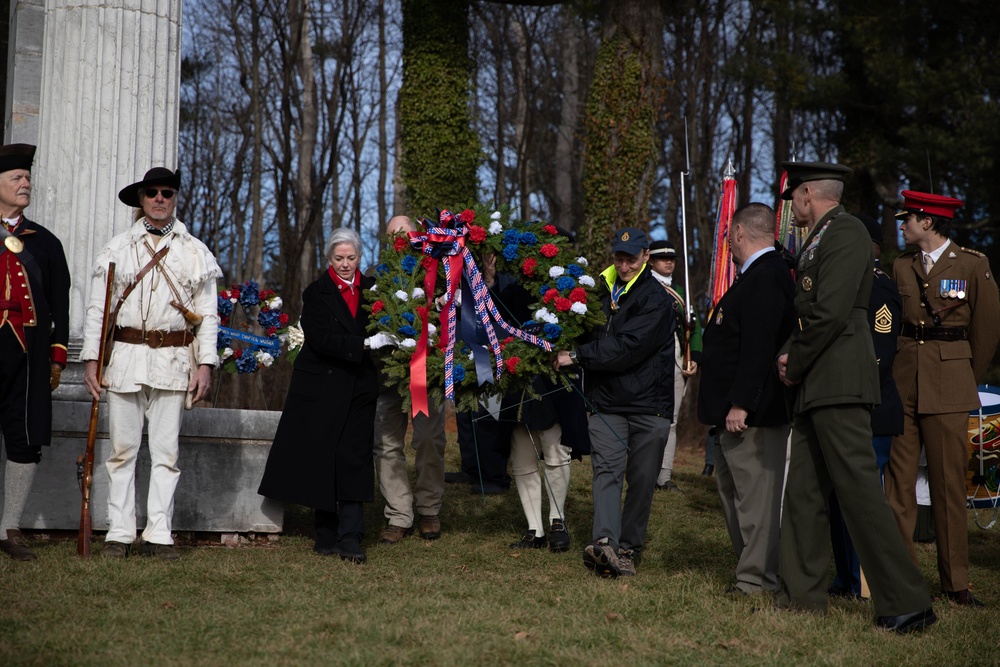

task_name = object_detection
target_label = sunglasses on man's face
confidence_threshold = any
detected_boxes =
[143,188,176,199]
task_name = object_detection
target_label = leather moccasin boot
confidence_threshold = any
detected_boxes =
[418,515,441,540]
[101,541,130,559]
[379,525,412,544]
[141,542,180,561]
[0,529,37,561]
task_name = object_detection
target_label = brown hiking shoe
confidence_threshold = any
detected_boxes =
[379,525,412,544]
[418,514,441,540]
[102,541,131,559]
[141,542,180,561]
[0,529,37,561]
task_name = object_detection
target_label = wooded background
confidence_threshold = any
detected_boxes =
[177,0,1000,408]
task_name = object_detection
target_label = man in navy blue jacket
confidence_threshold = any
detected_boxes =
[699,203,795,594]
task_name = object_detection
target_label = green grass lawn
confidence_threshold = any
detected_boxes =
[2,444,998,666]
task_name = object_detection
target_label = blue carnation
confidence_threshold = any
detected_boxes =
[235,353,258,374]
[258,309,281,329]
[539,284,550,296]
[402,312,415,323]
[556,276,576,291]
[217,331,232,349]
[503,229,520,245]
[399,325,417,336]
[502,244,519,261]
[401,255,418,274]
[543,323,563,340]
[239,280,260,307]
[567,264,584,278]
[519,232,538,246]
[375,263,390,276]
[453,365,466,383]
[379,315,391,326]
[217,295,234,317]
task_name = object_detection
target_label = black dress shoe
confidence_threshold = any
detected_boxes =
[510,530,546,549]
[701,464,715,476]
[944,589,985,607]
[313,527,338,555]
[330,536,367,564]
[548,520,570,553]
[876,607,937,634]
[444,471,473,484]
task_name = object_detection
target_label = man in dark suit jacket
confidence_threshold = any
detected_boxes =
[775,162,934,634]
[699,203,794,594]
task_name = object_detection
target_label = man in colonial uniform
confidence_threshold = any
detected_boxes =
[775,162,934,633]
[0,144,70,561]
[884,190,1000,607]
[82,168,221,561]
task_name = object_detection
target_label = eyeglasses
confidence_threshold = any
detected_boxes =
[143,188,176,199]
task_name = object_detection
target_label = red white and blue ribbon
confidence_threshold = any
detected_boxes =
[406,211,553,417]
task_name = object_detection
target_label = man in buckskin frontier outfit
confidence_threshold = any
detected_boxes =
[884,190,1000,607]
[0,144,70,561]
[82,168,221,561]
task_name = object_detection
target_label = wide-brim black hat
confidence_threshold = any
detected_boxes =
[118,167,181,207]
[0,144,36,174]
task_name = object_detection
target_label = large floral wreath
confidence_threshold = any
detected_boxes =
[217,280,291,374]
[370,204,606,415]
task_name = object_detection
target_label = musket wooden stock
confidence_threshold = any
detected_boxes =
[78,262,116,557]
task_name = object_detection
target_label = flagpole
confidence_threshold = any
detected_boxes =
[679,119,694,374]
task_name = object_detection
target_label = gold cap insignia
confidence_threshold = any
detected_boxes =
[621,232,630,241]
[801,276,813,292]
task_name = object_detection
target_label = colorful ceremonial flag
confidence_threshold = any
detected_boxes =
[707,168,738,310]
[775,169,807,258]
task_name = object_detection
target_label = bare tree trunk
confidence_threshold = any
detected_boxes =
[291,0,318,297]
[552,11,581,232]
[377,1,388,233]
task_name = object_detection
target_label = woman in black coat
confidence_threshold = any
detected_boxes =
[258,228,393,563]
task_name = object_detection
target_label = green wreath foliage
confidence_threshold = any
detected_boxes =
[368,204,607,414]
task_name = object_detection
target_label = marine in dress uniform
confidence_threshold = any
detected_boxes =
[0,144,70,562]
[775,162,934,634]
[883,190,1000,607]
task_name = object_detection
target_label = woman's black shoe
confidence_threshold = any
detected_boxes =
[330,536,367,564]
[510,530,546,549]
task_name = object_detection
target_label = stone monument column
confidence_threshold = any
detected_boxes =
[31,0,183,350]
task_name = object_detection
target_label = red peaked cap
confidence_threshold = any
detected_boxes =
[895,190,963,219]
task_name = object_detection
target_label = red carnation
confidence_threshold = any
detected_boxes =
[279,313,290,324]
[372,300,385,314]
[554,297,572,312]
[459,209,475,223]
[393,236,408,252]
[267,326,277,335]
[540,243,559,258]
[233,349,243,358]
[423,256,436,270]
[569,287,588,303]
[500,336,514,351]
[505,356,521,374]
[522,257,538,276]
[543,224,558,235]
[543,288,559,304]
[467,225,487,244]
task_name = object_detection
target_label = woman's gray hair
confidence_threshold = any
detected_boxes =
[325,227,362,262]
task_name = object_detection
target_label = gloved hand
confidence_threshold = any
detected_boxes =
[50,363,63,391]
[365,333,398,350]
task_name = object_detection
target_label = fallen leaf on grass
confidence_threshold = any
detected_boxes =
[605,612,623,621]
[514,631,531,640]
[161,601,176,610]
[510,552,522,558]
[716,639,742,650]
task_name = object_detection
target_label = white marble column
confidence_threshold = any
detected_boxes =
[31,0,182,344]
[3,0,45,142]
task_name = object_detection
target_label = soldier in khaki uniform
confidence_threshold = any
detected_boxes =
[884,190,1000,607]
[775,162,934,634]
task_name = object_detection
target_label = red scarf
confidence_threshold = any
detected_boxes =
[328,266,360,317]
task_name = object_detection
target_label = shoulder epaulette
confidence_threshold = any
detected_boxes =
[959,246,986,258]
[873,266,891,279]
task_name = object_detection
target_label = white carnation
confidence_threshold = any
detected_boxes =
[570,302,588,315]
[255,351,275,367]
[268,296,283,310]
[488,221,503,235]
[229,297,238,304]
[576,256,588,266]
[491,211,502,220]
[395,289,409,301]
[578,275,596,287]
[287,323,305,349]
[428,323,438,335]
[548,266,565,278]
[221,347,234,360]
[533,307,559,324]
[411,287,425,299]
[401,338,417,349]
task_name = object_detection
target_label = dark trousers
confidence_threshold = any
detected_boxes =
[455,405,509,489]
[315,501,364,542]
[0,326,32,463]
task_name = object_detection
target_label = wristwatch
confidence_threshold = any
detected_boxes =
[567,350,577,362]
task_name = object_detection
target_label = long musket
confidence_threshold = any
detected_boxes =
[77,262,116,557]
[678,119,695,373]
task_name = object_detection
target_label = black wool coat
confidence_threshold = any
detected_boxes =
[698,250,795,428]
[258,271,378,511]
[869,261,903,436]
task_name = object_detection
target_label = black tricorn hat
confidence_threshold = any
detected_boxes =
[0,144,36,174]
[118,167,181,207]
[780,161,853,200]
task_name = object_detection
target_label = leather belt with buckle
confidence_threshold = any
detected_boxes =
[113,326,194,348]
[900,323,968,342]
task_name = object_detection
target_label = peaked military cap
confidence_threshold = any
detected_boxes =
[780,161,853,200]
[895,190,963,219]
[648,240,677,258]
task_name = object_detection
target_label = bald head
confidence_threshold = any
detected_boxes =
[386,215,415,236]
[731,203,776,264]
